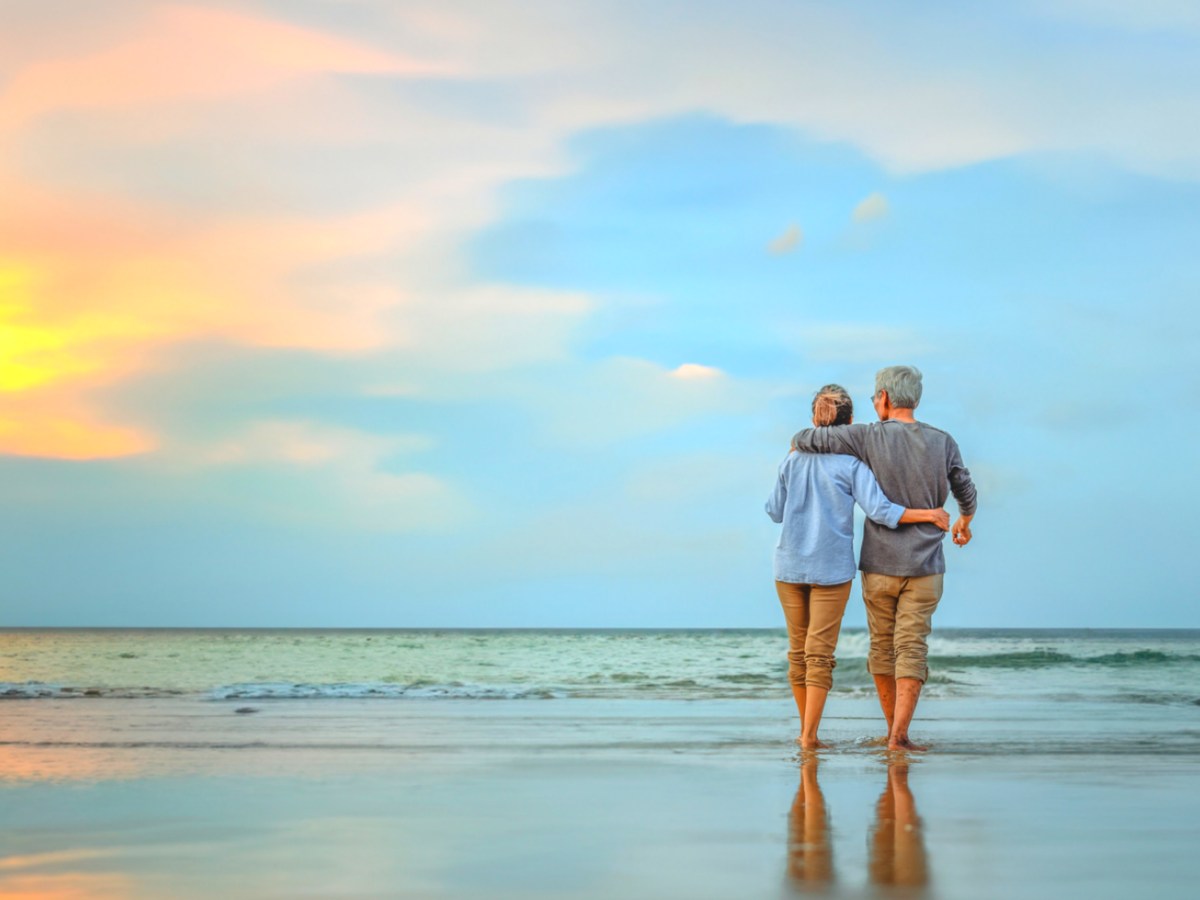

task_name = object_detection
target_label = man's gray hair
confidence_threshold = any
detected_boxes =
[875,365,923,408]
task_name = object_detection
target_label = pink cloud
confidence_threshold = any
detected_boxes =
[0,4,452,131]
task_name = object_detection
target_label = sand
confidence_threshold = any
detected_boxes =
[2,696,1198,898]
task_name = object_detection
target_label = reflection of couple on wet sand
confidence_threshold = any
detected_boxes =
[786,757,928,893]
[766,366,978,750]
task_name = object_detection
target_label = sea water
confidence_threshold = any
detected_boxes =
[2,629,1199,898]
[3,627,1197,764]
[3,627,1198,705]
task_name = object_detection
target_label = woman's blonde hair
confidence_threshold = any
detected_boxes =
[811,384,853,427]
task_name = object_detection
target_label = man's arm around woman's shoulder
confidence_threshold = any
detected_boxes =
[790,422,870,457]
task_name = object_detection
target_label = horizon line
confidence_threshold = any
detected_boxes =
[3,625,1197,633]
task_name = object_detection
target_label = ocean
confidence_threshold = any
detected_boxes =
[4,626,1199,706]
[3,628,1199,898]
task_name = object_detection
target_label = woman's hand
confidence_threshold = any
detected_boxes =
[897,508,950,530]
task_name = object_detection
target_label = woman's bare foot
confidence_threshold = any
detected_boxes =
[887,736,928,752]
[797,736,830,750]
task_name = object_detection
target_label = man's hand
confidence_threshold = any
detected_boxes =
[931,509,950,532]
[952,515,973,546]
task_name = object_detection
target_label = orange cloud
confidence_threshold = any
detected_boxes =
[1,259,154,458]
[0,173,427,458]
[1,260,161,389]
[0,5,570,462]
[0,872,135,900]
[0,1,455,461]
[0,402,153,460]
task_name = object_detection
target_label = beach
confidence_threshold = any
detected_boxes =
[3,629,1199,898]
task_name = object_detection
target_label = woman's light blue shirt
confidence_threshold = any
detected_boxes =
[766,451,904,585]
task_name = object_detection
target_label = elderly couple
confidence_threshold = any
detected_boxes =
[766,365,977,751]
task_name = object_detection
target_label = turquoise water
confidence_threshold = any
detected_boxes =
[2,628,1199,704]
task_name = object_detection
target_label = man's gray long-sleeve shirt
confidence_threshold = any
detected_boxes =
[790,420,978,577]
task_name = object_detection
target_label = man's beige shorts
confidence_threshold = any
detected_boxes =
[861,572,944,683]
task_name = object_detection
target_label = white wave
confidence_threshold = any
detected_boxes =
[209,682,566,701]
[833,631,871,657]
[0,682,180,699]
[1,681,66,699]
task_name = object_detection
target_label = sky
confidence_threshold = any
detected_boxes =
[2,0,1198,628]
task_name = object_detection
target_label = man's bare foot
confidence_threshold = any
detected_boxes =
[887,736,928,752]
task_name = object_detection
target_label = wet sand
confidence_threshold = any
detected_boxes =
[2,697,1198,898]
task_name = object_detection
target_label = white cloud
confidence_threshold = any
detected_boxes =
[405,0,1030,173]
[367,0,1200,179]
[669,363,725,380]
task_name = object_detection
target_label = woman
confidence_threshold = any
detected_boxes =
[766,385,949,749]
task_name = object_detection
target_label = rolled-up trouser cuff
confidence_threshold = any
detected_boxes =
[894,640,931,683]
[868,648,931,681]
[787,652,807,686]
[802,654,836,690]
[866,651,894,678]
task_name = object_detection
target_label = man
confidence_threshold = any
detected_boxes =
[790,365,977,751]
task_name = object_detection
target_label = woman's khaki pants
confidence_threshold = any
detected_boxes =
[776,580,853,691]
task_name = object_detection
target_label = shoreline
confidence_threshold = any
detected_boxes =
[5,625,1200,633]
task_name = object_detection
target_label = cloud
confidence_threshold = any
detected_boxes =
[767,223,803,255]
[392,284,592,373]
[852,192,889,222]
[0,873,137,899]
[375,1,1029,172]
[0,197,427,457]
[3,0,1198,464]
[168,419,462,532]
[0,4,449,131]
[669,363,725,380]
[0,399,153,460]
[193,420,433,467]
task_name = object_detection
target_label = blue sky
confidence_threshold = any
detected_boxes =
[1,1,1198,626]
